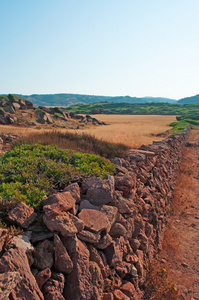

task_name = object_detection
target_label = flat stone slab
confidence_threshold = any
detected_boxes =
[8,202,37,229]
[78,209,110,233]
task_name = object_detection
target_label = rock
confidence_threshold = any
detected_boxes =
[0,271,22,300]
[8,202,37,228]
[96,233,112,250]
[80,199,99,211]
[86,177,114,206]
[64,183,81,203]
[81,177,100,194]
[116,262,137,278]
[11,235,34,266]
[181,262,189,268]
[33,239,54,270]
[110,191,132,214]
[102,293,114,300]
[120,281,141,300]
[99,205,118,232]
[64,239,93,300]
[78,209,110,233]
[89,261,104,299]
[104,237,125,267]
[11,235,34,253]
[115,174,136,196]
[135,250,145,279]
[88,245,105,269]
[109,223,127,237]
[54,234,73,274]
[0,228,7,252]
[61,235,79,256]
[113,289,130,300]
[43,210,80,237]
[42,191,76,211]
[35,268,51,289]
[68,212,84,232]
[12,102,21,111]
[42,272,65,300]
[0,247,44,299]
[31,231,55,244]
[77,230,101,243]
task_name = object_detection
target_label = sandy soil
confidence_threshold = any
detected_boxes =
[159,130,199,299]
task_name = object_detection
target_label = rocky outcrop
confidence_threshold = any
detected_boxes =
[0,126,191,299]
[0,95,106,127]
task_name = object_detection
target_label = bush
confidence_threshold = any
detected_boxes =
[0,143,115,210]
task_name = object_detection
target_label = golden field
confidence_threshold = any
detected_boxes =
[0,114,176,149]
[71,114,177,148]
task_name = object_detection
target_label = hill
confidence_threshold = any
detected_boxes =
[177,94,199,104]
[8,93,177,107]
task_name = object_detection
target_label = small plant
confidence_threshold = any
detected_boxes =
[1,225,22,252]
[145,262,179,300]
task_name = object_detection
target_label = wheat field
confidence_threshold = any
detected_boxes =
[0,114,176,149]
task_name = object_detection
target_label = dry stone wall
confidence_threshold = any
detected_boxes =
[0,126,191,300]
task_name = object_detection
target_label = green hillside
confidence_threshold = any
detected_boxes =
[66,102,199,116]
[177,94,199,104]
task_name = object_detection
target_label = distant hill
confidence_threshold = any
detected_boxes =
[177,94,199,104]
[1,93,199,107]
[8,93,177,107]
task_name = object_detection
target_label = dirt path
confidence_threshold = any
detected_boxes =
[159,130,199,299]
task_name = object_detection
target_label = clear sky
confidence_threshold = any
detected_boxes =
[1,0,199,99]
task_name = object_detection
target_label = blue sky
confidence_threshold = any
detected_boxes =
[1,0,199,99]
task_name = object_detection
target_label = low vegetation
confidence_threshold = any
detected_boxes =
[0,143,116,210]
[14,130,130,158]
[66,102,199,116]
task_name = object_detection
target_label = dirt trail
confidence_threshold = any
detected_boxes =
[159,130,199,299]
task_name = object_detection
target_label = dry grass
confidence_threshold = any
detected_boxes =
[70,114,177,148]
[0,115,176,149]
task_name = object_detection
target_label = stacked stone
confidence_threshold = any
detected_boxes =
[0,126,191,299]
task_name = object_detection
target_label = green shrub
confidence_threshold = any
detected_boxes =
[0,143,115,210]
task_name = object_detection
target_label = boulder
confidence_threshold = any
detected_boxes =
[8,202,37,228]
[54,234,73,274]
[43,210,81,237]
[64,239,93,300]
[0,247,44,299]
[78,209,110,233]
